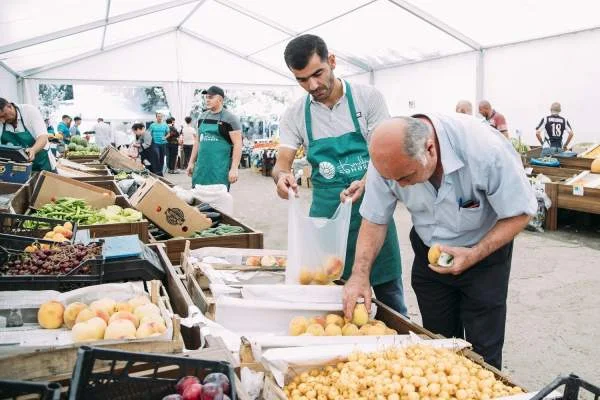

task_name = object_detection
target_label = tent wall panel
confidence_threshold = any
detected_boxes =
[0,64,19,101]
[374,52,477,117]
[484,29,600,144]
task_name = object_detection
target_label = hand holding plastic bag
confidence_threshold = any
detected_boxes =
[285,189,352,285]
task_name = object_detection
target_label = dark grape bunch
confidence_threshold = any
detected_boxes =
[0,243,102,276]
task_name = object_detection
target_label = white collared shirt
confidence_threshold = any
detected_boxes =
[360,112,537,247]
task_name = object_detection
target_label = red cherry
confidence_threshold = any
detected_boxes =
[176,376,200,395]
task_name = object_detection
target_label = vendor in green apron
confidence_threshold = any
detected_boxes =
[186,86,243,191]
[273,35,407,316]
[0,98,56,172]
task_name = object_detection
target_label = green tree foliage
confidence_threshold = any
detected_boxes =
[141,86,168,112]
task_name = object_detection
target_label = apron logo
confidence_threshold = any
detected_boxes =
[318,161,336,180]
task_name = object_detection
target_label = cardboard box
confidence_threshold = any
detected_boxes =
[0,161,33,183]
[30,171,116,209]
[99,146,144,171]
[129,178,212,238]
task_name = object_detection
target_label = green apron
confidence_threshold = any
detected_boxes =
[192,111,232,188]
[305,81,401,286]
[1,106,53,172]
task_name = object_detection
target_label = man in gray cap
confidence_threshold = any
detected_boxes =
[187,86,242,190]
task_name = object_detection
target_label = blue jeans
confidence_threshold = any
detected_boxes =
[373,278,408,317]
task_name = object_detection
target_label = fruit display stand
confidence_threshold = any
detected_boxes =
[0,280,183,382]
[181,246,287,317]
[151,213,264,264]
[525,146,596,170]
[544,180,600,231]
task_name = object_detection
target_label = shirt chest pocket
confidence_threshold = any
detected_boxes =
[457,200,488,232]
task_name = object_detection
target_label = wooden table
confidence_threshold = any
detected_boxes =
[544,182,600,231]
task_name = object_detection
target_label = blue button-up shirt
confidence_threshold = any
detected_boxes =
[360,113,537,247]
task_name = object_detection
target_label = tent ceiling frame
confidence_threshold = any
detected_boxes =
[0,60,21,78]
[100,0,112,51]
[21,28,176,77]
[179,28,294,82]
[215,0,373,72]
[177,0,209,28]
[387,0,481,51]
[0,0,199,55]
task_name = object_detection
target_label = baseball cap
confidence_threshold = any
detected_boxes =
[201,86,225,98]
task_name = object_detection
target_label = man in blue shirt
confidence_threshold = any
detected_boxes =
[56,114,72,144]
[343,113,537,369]
[148,112,168,175]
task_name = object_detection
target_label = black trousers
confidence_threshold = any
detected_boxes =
[183,145,193,168]
[166,143,179,171]
[410,228,513,370]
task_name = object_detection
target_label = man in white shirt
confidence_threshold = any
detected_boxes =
[92,117,114,150]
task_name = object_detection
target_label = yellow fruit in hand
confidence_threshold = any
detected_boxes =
[428,244,441,265]
[351,303,369,327]
[342,323,359,336]
[289,316,308,336]
[298,267,314,285]
[324,324,342,336]
[306,324,325,336]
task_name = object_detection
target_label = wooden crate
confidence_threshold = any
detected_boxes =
[0,280,184,382]
[65,154,100,162]
[75,196,150,242]
[148,243,202,350]
[83,179,124,196]
[148,172,175,187]
[555,156,594,170]
[544,182,600,231]
[153,213,264,264]
[1,182,30,214]
[529,165,582,180]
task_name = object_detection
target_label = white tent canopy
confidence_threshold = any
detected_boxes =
[1,0,599,142]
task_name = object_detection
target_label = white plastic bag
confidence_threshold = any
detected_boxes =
[192,184,234,215]
[285,189,352,285]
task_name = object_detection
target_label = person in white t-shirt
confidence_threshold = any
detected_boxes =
[181,116,196,168]
[92,118,114,150]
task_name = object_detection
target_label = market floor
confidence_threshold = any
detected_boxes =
[167,168,600,391]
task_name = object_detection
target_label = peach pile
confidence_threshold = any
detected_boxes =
[36,295,167,342]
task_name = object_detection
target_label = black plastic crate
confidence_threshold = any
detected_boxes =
[0,213,78,249]
[0,240,104,292]
[102,242,165,282]
[0,379,62,400]
[69,346,237,400]
[531,374,600,400]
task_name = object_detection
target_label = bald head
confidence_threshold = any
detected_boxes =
[456,100,472,115]
[370,117,437,186]
[478,100,492,118]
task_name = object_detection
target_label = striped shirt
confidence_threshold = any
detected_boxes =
[279,79,390,150]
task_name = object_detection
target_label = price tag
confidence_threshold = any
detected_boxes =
[573,184,584,196]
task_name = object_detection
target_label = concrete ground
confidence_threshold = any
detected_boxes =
[168,168,600,392]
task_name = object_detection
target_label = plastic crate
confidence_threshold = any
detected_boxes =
[0,240,104,292]
[531,374,600,400]
[69,346,237,400]
[0,212,78,248]
[0,379,62,400]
